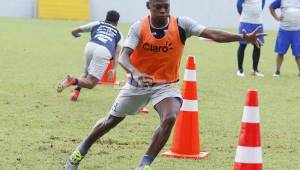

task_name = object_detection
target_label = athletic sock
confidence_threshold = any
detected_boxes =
[75,86,81,91]
[139,155,154,167]
[252,45,260,71]
[237,44,247,72]
[77,141,90,156]
[74,78,78,85]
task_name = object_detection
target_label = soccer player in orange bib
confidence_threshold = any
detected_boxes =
[64,0,266,169]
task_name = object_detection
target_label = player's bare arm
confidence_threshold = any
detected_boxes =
[269,5,282,21]
[108,44,122,81]
[118,47,136,74]
[200,27,267,48]
[118,47,153,86]
[113,44,122,70]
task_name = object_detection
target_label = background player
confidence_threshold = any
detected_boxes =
[269,0,300,77]
[236,0,266,77]
[57,10,123,100]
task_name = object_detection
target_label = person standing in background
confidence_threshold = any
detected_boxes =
[236,0,266,77]
[269,0,300,77]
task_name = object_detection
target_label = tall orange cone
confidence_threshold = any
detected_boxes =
[234,89,262,170]
[125,73,149,114]
[99,60,120,85]
[162,55,208,159]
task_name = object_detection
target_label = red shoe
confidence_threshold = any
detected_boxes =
[57,75,77,93]
[70,90,80,101]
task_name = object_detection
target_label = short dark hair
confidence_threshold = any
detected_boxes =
[105,10,120,23]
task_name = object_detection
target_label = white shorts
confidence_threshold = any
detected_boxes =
[83,42,111,80]
[109,82,182,118]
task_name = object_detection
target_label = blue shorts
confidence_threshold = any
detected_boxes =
[275,28,300,57]
[239,22,264,45]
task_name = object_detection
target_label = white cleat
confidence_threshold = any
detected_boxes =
[273,71,280,77]
[252,71,264,77]
[237,70,245,77]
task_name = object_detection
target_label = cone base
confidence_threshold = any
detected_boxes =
[234,162,262,170]
[162,150,208,160]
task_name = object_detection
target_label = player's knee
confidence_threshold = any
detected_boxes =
[106,115,124,128]
[93,116,115,131]
[162,113,177,129]
[278,54,284,58]
[85,80,97,89]
[85,75,99,89]
[88,83,97,89]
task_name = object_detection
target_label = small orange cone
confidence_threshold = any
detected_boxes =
[99,60,120,85]
[162,55,208,159]
[234,89,263,170]
[125,73,149,114]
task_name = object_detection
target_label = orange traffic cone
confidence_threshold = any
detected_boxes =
[99,60,120,85]
[125,73,149,114]
[162,55,208,159]
[234,89,263,170]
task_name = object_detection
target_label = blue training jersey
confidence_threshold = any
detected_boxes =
[90,21,121,57]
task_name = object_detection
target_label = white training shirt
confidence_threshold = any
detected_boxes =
[240,0,264,24]
[124,16,206,50]
[280,0,300,31]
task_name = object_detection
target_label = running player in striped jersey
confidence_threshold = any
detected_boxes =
[57,10,123,101]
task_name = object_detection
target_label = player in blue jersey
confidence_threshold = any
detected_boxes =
[57,10,123,100]
[236,0,266,77]
[270,0,300,77]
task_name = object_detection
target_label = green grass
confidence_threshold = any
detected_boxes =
[0,17,299,170]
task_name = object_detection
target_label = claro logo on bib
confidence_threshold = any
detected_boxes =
[142,42,173,52]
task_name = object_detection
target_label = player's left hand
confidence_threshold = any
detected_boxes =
[242,26,267,48]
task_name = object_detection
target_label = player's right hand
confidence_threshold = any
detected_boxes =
[73,33,82,38]
[132,71,154,87]
[242,26,267,48]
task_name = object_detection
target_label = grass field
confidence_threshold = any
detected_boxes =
[0,17,299,170]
